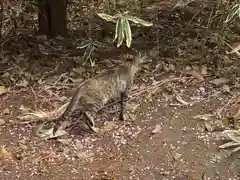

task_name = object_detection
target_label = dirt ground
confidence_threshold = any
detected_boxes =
[1,1,240,180]
[1,55,240,180]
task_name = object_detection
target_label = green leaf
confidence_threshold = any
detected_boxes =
[222,130,240,143]
[222,117,230,126]
[97,13,116,23]
[114,18,121,42]
[123,17,132,48]
[125,14,153,27]
[219,141,240,149]
[232,145,240,153]
[117,18,125,47]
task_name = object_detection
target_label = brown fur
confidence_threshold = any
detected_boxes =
[53,53,146,134]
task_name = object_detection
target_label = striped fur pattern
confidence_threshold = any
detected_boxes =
[53,53,146,134]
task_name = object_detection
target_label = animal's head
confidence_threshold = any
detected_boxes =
[122,51,148,78]
[134,52,148,66]
[124,51,148,68]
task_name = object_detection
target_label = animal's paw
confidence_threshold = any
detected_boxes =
[90,126,99,133]
[120,113,129,121]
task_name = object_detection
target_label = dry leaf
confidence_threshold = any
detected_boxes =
[73,67,86,74]
[0,86,8,96]
[0,147,10,159]
[0,118,5,125]
[0,147,11,165]
[175,94,189,106]
[51,129,67,138]
[226,43,240,57]
[36,123,53,137]
[126,102,139,111]
[76,151,94,159]
[151,124,161,134]
[16,79,29,87]
[210,78,231,86]
[194,114,216,121]
[98,122,117,134]
[173,153,182,160]
[222,85,231,93]
[168,63,175,71]
[190,70,204,81]
[155,63,163,72]
[129,114,137,121]
[200,65,208,76]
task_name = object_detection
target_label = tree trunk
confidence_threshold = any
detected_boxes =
[38,0,68,37]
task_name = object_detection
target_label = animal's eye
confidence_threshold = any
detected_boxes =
[125,58,133,63]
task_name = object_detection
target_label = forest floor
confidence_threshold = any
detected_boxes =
[1,1,240,180]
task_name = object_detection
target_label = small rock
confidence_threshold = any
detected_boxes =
[2,108,10,114]
[210,78,231,86]
[204,123,214,132]
[161,170,171,175]
[151,124,161,134]
[174,153,182,160]
[57,138,72,145]
[0,119,5,125]
[168,63,175,71]
[74,141,84,150]
[120,137,127,145]
[36,35,47,40]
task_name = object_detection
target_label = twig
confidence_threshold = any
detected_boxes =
[214,33,240,57]
[0,0,3,38]
[45,82,77,86]
[4,1,18,35]
[217,93,240,119]
[130,77,191,101]
[175,93,190,106]
[29,86,38,111]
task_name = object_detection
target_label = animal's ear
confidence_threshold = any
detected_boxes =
[135,52,148,63]
[121,53,134,62]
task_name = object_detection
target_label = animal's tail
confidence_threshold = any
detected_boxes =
[18,102,69,123]
[52,87,82,134]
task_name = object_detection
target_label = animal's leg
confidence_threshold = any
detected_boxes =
[53,108,82,135]
[120,85,131,121]
[83,111,99,133]
[53,117,63,135]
